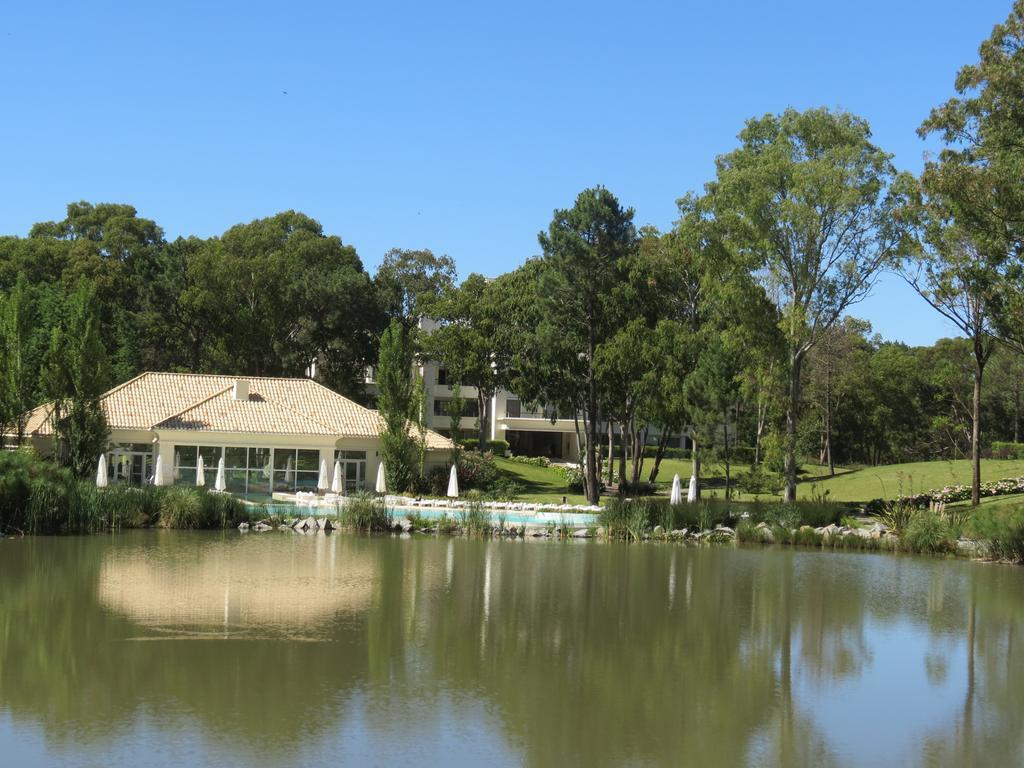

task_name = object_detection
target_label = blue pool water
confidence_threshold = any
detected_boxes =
[246,500,597,527]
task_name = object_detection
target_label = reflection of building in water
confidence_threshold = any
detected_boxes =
[98,538,377,634]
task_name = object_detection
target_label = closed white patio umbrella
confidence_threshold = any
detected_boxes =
[331,461,344,494]
[447,465,459,499]
[670,473,682,505]
[317,459,329,491]
[96,455,108,488]
[196,454,206,487]
[687,473,698,503]
[215,457,227,492]
[153,455,165,486]
[375,462,386,494]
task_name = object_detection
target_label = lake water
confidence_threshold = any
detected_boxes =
[1,532,1021,767]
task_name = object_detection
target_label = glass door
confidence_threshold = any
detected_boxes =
[108,449,153,486]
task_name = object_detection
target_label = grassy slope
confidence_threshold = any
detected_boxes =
[493,455,1024,505]
[800,459,1024,503]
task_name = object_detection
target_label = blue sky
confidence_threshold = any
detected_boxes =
[0,0,1010,345]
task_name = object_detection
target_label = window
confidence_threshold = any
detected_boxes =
[434,398,479,418]
[505,399,521,418]
[171,444,315,497]
[437,368,448,386]
[271,448,320,492]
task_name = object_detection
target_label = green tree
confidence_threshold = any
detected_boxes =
[42,282,110,477]
[376,319,417,492]
[533,187,638,504]
[0,278,35,443]
[375,248,457,327]
[422,274,503,452]
[698,108,913,501]
[903,220,1002,505]
[916,2,1024,503]
[447,382,465,462]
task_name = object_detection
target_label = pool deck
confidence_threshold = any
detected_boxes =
[257,492,600,526]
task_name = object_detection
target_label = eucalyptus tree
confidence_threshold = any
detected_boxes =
[914,3,1024,502]
[902,218,1003,505]
[697,108,914,501]
[212,211,382,398]
[374,248,457,328]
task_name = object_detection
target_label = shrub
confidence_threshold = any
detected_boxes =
[508,455,551,468]
[794,527,823,547]
[458,501,491,535]
[599,498,649,541]
[902,509,954,554]
[618,480,656,496]
[457,438,508,453]
[0,450,85,534]
[991,441,1024,460]
[427,452,500,496]
[872,499,917,534]
[968,506,1024,562]
[734,466,784,495]
[486,476,524,500]
[736,519,763,543]
[340,492,392,531]
[157,487,204,529]
[556,465,586,493]
[158,487,249,529]
[750,503,801,531]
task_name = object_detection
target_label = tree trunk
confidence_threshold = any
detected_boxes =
[606,422,615,486]
[971,362,982,507]
[648,429,672,483]
[825,363,834,476]
[618,421,627,493]
[722,409,731,499]
[477,392,488,451]
[691,438,701,501]
[629,419,643,487]
[1014,381,1020,444]
[783,348,804,503]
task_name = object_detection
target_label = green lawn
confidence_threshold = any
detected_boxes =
[492,457,590,505]
[493,455,1024,506]
[799,459,1024,503]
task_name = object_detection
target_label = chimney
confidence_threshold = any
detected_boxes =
[232,380,250,401]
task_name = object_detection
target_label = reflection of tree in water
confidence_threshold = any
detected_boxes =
[919,569,1024,766]
[392,543,861,767]
[1,535,1022,766]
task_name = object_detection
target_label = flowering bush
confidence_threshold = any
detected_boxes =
[508,455,551,468]
[890,476,1024,508]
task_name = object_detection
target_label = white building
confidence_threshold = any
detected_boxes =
[363,319,692,462]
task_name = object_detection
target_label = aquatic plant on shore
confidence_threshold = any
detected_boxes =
[338,492,393,531]
[0,450,248,534]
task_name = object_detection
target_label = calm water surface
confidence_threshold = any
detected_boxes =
[1,532,1022,767]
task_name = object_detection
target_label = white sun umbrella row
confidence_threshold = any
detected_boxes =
[96,453,228,491]
[667,472,698,504]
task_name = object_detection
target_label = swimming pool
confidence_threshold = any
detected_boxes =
[245,499,598,527]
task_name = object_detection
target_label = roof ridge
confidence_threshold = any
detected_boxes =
[151,384,233,428]
[140,371,317,383]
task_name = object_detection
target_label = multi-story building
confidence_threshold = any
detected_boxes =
[363,320,692,463]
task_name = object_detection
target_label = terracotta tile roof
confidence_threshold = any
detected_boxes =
[21,372,452,450]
